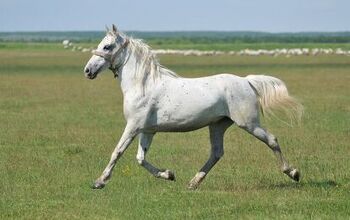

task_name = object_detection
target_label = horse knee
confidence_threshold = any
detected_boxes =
[267,135,279,149]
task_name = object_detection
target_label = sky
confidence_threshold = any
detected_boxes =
[0,0,349,32]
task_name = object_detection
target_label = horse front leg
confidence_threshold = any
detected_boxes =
[92,124,139,189]
[136,133,175,181]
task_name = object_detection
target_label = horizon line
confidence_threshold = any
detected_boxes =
[1,30,350,34]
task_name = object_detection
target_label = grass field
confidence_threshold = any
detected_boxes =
[0,43,349,219]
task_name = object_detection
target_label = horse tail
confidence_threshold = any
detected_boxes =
[246,75,303,123]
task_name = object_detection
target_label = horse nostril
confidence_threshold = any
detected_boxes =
[85,68,90,74]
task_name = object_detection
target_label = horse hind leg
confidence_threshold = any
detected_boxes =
[188,118,233,190]
[239,122,300,182]
[136,133,175,181]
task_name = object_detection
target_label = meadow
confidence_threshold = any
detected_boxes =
[0,42,349,219]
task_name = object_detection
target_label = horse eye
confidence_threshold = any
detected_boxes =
[103,45,111,50]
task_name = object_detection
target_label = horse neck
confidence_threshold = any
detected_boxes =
[118,49,157,96]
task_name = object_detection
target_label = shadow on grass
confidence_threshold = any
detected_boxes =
[269,179,339,189]
[209,180,340,193]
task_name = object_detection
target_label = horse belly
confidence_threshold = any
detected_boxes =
[153,115,226,132]
[148,97,228,132]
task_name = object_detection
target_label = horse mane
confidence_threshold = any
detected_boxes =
[114,31,180,88]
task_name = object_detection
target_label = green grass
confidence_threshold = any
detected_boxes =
[0,42,64,51]
[0,43,349,219]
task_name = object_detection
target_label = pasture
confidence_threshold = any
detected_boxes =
[0,43,349,219]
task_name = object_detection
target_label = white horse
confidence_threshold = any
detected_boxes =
[84,25,303,190]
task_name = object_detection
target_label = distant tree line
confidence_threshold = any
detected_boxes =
[1,31,350,43]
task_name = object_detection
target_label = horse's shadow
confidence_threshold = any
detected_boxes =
[267,179,339,189]
[211,179,340,192]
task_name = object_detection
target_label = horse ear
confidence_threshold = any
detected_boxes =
[105,25,110,34]
[112,24,118,35]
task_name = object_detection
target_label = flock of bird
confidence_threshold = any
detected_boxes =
[62,40,350,57]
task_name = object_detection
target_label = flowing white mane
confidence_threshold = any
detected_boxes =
[122,33,179,86]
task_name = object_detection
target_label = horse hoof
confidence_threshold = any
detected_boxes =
[284,168,300,182]
[187,183,198,190]
[187,179,200,190]
[91,181,105,189]
[166,170,176,181]
[291,169,300,182]
[158,169,176,181]
[187,172,205,190]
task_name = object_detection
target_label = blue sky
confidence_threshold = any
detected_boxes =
[0,0,349,32]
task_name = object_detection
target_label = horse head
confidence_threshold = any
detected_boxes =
[84,24,129,79]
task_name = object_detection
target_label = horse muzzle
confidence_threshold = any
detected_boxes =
[84,67,98,79]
